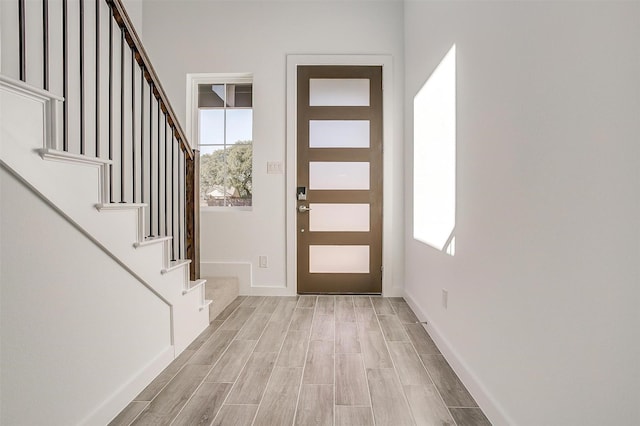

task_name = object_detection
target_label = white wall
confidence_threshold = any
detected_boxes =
[140,0,405,293]
[404,1,640,425]
[122,0,143,35]
[0,167,172,425]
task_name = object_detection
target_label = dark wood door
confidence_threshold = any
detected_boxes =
[297,65,383,294]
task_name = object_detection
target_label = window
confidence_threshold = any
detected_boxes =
[194,77,253,209]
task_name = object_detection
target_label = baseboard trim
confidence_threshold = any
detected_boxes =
[80,345,174,425]
[403,290,514,426]
[200,261,294,296]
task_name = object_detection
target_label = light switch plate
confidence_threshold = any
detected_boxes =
[267,161,284,174]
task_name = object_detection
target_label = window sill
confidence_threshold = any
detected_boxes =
[200,206,253,213]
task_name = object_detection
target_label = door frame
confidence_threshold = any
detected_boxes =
[286,54,399,296]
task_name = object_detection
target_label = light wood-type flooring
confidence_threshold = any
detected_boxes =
[111,295,491,426]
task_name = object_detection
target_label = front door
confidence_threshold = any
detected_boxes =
[296,66,383,294]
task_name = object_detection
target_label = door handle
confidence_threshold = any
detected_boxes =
[298,205,311,213]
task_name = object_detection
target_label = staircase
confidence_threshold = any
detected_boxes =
[1,74,210,351]
[0,0,209,424]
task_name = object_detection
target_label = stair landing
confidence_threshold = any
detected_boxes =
[204,276,240,322]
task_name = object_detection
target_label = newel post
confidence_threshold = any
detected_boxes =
[185,150,200,281]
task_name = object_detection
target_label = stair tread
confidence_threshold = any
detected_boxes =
[96,202,147,211]
[161,259,191,274]
[40,148,113,165]
[183,279,207,295]
[200,299,213,311]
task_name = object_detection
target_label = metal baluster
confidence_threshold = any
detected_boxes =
[141,67,146,235]
[178,148,183,258]
[149,81,154,236]
[120,27,125,202]
[95,0,100,157]
[157,99,161,236]
[79,0,85,155]
[62,0,68,151]
[131,50,136,202]
[43,0,49,90]
[18,0,25,81]
[171,132,176,260]
[164,116,169,237]
[108,6,113,201]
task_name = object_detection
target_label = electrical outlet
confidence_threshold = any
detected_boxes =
[259,256,268,268]
[442,289,448,309]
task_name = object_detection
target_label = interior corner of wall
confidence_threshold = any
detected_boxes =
[383,281,404,298]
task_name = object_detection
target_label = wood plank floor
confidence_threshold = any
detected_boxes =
[111,296,491,426]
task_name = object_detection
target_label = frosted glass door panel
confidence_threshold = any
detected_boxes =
[309,79,370,106]
[309,204,370,232]
[309,245,370,273]
[309,120,370,148]
[309,162,370,190]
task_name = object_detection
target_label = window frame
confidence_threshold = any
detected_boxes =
[186,73,254,211]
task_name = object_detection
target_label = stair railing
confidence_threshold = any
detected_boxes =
[4,0,200,279]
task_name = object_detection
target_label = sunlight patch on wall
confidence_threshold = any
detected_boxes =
[413,45,456,256]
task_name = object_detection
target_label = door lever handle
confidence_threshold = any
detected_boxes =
[298,205,311,213]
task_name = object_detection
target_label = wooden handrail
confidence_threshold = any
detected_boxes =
[106,0,193,160]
